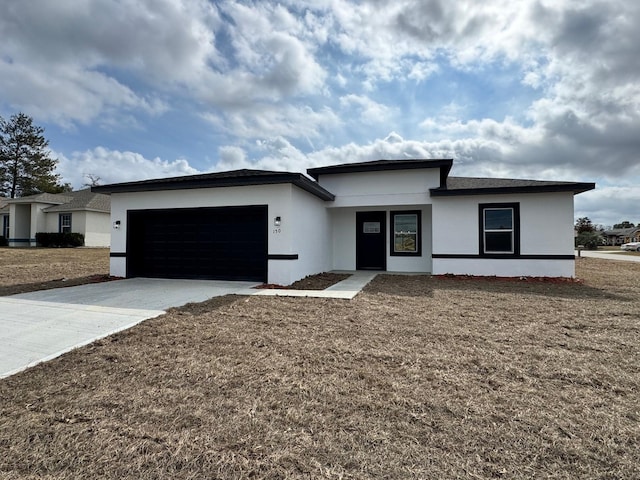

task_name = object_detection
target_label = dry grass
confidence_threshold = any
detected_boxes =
[0,248,110,295]
[1,257,639,479]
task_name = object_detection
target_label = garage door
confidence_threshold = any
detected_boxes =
[126,205,267,282]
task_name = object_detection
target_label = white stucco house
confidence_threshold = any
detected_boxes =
[93,159,594,284]
[3,189,111,247]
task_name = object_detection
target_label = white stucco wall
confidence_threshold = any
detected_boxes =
[330,205,433,273]
[317,169,440,207]
[108,183,328,284]
[84,211,111,247]
[432,192,576,277]
[283,186,332,284]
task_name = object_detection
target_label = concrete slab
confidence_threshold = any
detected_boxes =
[1,278,260,379]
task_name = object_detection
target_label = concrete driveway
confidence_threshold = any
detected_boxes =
[0,278,259,379]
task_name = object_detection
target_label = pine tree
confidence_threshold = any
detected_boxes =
[0,113,62,198]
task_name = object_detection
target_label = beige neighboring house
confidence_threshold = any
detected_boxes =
[3,189,111,247]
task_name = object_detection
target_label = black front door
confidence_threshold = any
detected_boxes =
[356,211,386,270]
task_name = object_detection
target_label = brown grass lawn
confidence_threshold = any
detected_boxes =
[1,257,639,479]
[0,247,110,295]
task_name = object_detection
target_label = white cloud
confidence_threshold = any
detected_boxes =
[55,147,199,188]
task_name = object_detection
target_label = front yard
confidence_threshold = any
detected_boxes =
[0,252,638,479]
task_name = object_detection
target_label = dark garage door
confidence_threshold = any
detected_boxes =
[127,205,267,282]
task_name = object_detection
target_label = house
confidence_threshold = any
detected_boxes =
[602,227,640,246]
[4,189,111,247]
[92,159,594,284]
[0,198,9,242]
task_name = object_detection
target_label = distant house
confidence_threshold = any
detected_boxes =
[4,189,111,247]
[0,198,9,241]
[602,227,640,246]
[94,158,594,282]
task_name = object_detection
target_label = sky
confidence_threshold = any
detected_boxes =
[1,0,639,228]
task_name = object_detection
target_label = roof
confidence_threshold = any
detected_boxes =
[430,177,596,196]
[43,189,110,213]
[4,189,110,213]
[5,192,74,205]
[307,159,453,186]
[602,227,639,236]
[0,198,8,214]
[92,169,336,201]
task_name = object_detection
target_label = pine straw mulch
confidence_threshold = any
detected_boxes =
[0,257,639,479]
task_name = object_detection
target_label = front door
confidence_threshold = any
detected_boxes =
[356,211,386,270]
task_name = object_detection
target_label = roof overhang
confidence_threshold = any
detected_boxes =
[430,182,596,197]
[92,170,336,201]
[307,159,453,187]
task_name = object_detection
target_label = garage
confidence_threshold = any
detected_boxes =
[126,205,267,282]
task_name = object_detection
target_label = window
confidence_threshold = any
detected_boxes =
[59,213,72,233]
[363,221,381,234]
[391,210,421,256]
[479,203,520,255]
[2,215,8,239]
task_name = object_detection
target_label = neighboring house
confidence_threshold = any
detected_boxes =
[93,159,594,284]
[5,189,111,247]
[0,198,9,241]
[602,227,640,246]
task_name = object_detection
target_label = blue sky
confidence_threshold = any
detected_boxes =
[1,0,639,228]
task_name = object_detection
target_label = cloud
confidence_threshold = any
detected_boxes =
[55,147,199,188]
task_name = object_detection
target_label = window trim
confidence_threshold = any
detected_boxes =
[479,203,520,256]
[390,210,421,256]
[59,213,72,233]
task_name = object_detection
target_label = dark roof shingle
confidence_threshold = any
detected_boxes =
[430,177,595,196]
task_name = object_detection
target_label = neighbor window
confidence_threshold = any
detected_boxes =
[2,215,8,239]
[391,210,421,256]
[479,203,520,255]
[59,213,72,233]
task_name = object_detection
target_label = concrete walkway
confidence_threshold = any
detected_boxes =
[241,270,379,299]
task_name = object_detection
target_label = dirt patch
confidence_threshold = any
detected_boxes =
[0,257,638,479]
[255,272,351,290]
[0,247,110,295]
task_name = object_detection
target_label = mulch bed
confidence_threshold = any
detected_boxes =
[254,272,350,290]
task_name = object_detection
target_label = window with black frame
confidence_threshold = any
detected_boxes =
[391,210,421,256]
[59,213,72,233]
[479,203,520,255]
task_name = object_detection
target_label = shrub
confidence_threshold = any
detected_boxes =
[575,231,602,250]
[0,236,7,247]
[36,232,85,247]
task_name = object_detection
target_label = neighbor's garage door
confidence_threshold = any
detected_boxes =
[127,205,267,282]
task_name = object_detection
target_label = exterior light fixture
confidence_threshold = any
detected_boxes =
[274,216,281,227]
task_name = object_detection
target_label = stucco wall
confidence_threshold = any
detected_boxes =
[282,186,332,284]
[432,192,576,277]
[108,183,326,284]
[317,169,439,208]
[330,205,432,273]
[84,211,111,247]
